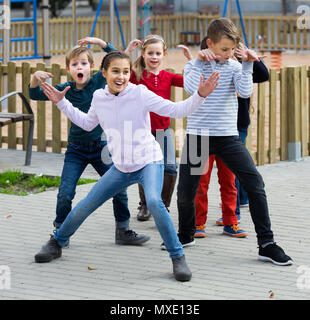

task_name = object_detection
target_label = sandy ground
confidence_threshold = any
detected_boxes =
[2,48,310,156]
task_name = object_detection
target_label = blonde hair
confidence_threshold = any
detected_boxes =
[207,18,240,45]
[65,45,94,68]
[132,34,167,82]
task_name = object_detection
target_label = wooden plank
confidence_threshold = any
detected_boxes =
[0,118,13,126]
[257,82,266,165]
[36,63,47,152]
[269,69,277,163]
[286,67,301,144]
[280,67,288,160]
[51,64,62,153]
[300,65,308,156]
[7,62,17,149]
[22,62,31,150]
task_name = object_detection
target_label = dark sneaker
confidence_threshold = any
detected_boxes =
[258,243,293,266]
[160,239,195,250]
[172,255,192,282]
[34,235,62,263]
[115,228,150,245]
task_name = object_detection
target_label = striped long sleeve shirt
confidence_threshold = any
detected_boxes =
[184,58,254,136]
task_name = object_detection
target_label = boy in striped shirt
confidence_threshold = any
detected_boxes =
[176,18,293,266]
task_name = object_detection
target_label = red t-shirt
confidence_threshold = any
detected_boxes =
[130,70,183,131]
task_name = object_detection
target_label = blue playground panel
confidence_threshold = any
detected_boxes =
[0,0,42,60]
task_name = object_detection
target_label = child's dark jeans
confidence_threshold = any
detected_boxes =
[177,134,274,246]
[54,140,130,228]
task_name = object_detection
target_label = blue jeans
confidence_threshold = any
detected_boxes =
[54,161,184,259]
[152,127,178,176]
[54,140,130,229]
[235,127,249,215]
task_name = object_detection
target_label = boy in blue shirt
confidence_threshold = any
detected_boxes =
[29,38,149,262]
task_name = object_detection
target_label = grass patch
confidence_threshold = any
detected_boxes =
[0,170,97,196]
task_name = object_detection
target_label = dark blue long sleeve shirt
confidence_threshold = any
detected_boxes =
[237,60,269,129]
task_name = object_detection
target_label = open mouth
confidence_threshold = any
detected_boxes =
[77,73,83,80]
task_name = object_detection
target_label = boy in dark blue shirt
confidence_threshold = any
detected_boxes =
[29,38,149,262]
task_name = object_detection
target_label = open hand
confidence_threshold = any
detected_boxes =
[41,82,70,104]
[34,70,53,82]
[198,72,220,98]
[198,49,222,62]
[124,39,142,55]
[235,47,266,62]
[177,45,193,61]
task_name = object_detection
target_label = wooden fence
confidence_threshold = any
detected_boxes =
[0,62,309,166]
[1,14,310,58]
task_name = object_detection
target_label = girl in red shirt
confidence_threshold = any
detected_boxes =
[129,35,189,221]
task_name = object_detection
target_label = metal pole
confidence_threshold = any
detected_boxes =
[130,0,138,60]
[72,0,77,44]
[223,0,231,18]
[42,0,50,66]
[227,0,231,18]
[110,0,115,44]
[2,0,10,109]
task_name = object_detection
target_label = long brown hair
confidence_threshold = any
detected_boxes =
[132,34,167,82]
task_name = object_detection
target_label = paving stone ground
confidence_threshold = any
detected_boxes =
[1,149,310,300]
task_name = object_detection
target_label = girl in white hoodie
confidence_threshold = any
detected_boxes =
[36,51,219,282]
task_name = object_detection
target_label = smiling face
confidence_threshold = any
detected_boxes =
[207,37,236,63]
[67,52,93,89]
[102,58,131,95]
[141,42,167,74]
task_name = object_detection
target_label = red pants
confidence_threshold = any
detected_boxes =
[195,155,238,226]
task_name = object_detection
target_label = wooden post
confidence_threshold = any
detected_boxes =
[257,82,266,166]
[36,63,47,152]
[300,65,308,157]
[269,68,277,163]
[51,64,62,153]
[286,66,302,161]
[280,67,288,160]
[21,62,31,151]
[7,62,16,149]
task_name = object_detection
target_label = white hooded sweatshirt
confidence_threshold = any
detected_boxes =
[56,82,205,173]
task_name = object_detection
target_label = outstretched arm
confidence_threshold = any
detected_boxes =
[41,82,99,132]
[145,72,220,119]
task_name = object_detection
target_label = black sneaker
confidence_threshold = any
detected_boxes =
[34,235,62,263]
[258,243,293,266]
[160,239,195,250]
[172,255,192,282]
[115,228,150,245]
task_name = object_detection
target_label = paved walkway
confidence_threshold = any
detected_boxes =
[0,149,310,300]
